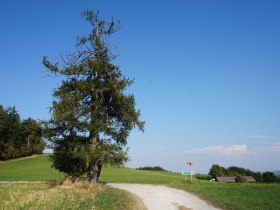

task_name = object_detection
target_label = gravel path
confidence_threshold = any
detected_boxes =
[109,183,221,210]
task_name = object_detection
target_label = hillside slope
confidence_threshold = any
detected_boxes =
[0,155,60,181]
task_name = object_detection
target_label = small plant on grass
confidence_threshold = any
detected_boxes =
[136,166,168,172]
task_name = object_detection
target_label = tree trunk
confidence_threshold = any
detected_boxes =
[88,134,102,183]
[88,162,101,183]
[88,69,101,183]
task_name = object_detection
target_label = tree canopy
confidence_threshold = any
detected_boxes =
[136,166,168,172]
[0,105,45,161]
[208,164,225,178]
[208,164,279,183]
[43,10,144,182]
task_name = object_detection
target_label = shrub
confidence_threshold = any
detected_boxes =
[136,166,168,172]
[235,175,245,183]
[195,173,211,180]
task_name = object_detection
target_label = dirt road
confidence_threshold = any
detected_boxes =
[109,183,220,210]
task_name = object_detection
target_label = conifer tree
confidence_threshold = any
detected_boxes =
[0,105,8,160]
[43,10,144,182]
[21,118,45,155]
[5,106,22,159]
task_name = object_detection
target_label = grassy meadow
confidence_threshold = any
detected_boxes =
[1,155,280,210]
[0,155,61,181]
[100,167,280,210]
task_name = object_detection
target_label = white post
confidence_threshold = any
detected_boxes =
[190,164,192,183]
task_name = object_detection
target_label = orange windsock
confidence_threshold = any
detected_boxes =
[187,161,193,166]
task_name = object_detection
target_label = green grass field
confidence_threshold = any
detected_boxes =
[100,166,280,210]
[1,155,280,210]
[0,155,61,181]
[0,155,143,209]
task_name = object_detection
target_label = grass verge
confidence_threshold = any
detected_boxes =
[0,182,99,209]
[95,187,146,210]
[0,180,142,210]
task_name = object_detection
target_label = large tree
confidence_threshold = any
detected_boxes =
[21,118,45,155]
[43,10,144,183]
[208,164,225,178]
[1,106,22,159]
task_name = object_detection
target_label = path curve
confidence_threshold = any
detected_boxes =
[109,183,221,210]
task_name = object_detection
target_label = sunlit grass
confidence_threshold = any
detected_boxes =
[95,187,146,210]
[0,180,140,210]
[1,155,280,209]
[0,182,99,209]
[100,166,182,184]
[169,180,280,210]
[0,154,61,181]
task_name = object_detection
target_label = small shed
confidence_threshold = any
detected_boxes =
[216,176,236,183]
[244,176,256,183]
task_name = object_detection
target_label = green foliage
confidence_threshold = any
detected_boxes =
[226,166,253,176]
[195,173,211,180]
[235,174,246,183]
[226,166,265,182]
[263,171,280,183]
[49,135,91,177]
[43,10,144,182]
[136,166,168,172]
[0,105,45,161]
[209,164,279,183]
[208,164,224,178]
[22,118,45,155]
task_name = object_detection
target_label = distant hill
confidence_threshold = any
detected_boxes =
[274,170,280,176]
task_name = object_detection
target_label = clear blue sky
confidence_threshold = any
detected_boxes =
[1,0,280,173]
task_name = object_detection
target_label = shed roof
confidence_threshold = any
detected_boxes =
[216,176,236,183]
[244,176,256,183]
